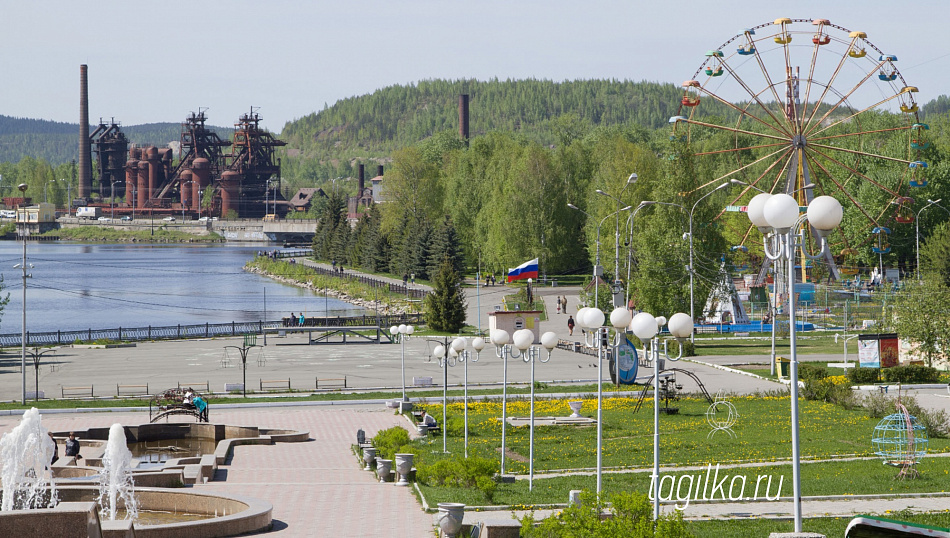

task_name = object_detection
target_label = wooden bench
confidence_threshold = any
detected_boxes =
[260,379,291,391]
[116,384,149,397]
[61,386,93,398]
[178,381,210,392]
[315,377,346,389]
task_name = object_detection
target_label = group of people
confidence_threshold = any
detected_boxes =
[287,312,307,327]
[331,260,345,274]
[49,431,82,465]
[484,274,497,286]
[555,295,568,315]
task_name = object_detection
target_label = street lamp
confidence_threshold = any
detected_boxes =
[429,338,454,454]
[573,305,631,496]
[916,199,949,280]
[687,181,732,342]
[451,336,486,458]
[389,324,414,402]
[489,329,515,478]
[567,204,632,309]
[509,329,557,491]
[630,311,693,521]
[596,172,638,306]
[15,183,30,405]
[748,192,842,533]
[110,181,124,220]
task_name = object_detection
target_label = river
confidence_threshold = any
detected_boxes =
[0,241,366,334]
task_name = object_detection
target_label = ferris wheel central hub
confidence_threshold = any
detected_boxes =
[792,134,807,149]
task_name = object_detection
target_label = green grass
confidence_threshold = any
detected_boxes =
[403,395,950,506]
[691,335,846,356]
[50,226,221,242]
[687,511,950,537]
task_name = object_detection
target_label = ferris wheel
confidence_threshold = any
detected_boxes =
[671,18,929,282]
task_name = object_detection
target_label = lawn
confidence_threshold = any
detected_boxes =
[406,395,950,506]
[691,334,845,356]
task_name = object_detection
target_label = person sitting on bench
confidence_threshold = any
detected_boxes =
[420,409,438,429]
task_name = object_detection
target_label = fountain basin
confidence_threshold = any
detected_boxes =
[0,486,272,537]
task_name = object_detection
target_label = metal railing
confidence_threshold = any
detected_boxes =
[0,313,424,347]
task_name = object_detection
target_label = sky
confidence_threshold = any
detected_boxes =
[2,1,948,133]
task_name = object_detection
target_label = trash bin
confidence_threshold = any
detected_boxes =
[777,356,790,377]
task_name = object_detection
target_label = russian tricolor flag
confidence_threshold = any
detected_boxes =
[507,258,539,283]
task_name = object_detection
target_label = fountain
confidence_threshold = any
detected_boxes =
[0,408,57,511]
[98,423,137,521]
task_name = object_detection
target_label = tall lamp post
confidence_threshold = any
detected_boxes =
[573,305,632,496]
[567,204,632,309]
[916,199,949,280]
[15,183,30,405]
[630,311,693,521]
[488,329,517,478]
[510,329,557,491]
[390,324,414,402]
[747,192,842,532]
[429,338,453,454]
[596,172,638,306]
[451,336,486,458]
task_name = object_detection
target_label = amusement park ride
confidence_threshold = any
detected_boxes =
[670,18,931,283]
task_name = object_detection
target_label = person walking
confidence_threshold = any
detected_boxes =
[567,315,575,336]
[561,296,568,314]
[556,300,561,315]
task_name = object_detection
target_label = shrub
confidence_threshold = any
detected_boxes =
[372,426,411,460]
[880,365,942,384]
[519,490,694,537]
[903,398,950,439]
[416,455,498,502]
[798,363,828,381]
[847,367,880,384]
[802,378,858,409]
[863,391,894,419]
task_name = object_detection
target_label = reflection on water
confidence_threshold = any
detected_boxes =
[114,508,213,525]
[128,438,217,468]
[0,242,367,333]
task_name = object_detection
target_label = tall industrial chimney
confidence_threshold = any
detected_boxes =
[78,65,92,199]
[377,165,383,177]
[358,164,365,194]
[458,94,470,145]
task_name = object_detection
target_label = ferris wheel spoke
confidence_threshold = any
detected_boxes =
[808,142,913,166]
[809,125,910,143]
[800,36,861,132]
[805,152,880,226]
[747,35,789,125]
[696,86,791,138]
[720,58,793,136]
[707,146,792,188]
[684,119,790,144]
[806,92,907,139]
[807,146,902,198]
[692,141,788,157]
[804,59,889,136]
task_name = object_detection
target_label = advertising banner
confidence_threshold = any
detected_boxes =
[858,334,880,368]
[879,333,899,368]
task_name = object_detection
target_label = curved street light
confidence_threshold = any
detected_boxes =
[389,324,414,402]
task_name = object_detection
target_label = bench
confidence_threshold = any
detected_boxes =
[61,386,93,398]
[116,384,150,397]
[26,390,45,400]
[315,377,346,389]
[260,379,291,391]
[224,383,245,393]
[412,376,433,387]
[178,381,210,392]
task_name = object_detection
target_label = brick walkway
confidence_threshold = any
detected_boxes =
[1,406,435,537]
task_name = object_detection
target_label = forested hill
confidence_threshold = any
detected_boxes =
[0,116,228,165]
[281,78,695,159]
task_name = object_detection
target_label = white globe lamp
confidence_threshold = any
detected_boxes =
[747,193,773,230]
[540,331,558,351]
[513,329,534,351]
[610,307,632,330]
[807,196,843,235]
[668,313,694,340]
[763,193,800,232]
[630,312,659,341]
[575,307,591,328]
[585,307,605,329]
[472,337,486,352]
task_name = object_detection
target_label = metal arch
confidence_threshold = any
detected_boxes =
[632,367,713,414]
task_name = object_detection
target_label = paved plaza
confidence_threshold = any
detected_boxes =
[2,276,950,536]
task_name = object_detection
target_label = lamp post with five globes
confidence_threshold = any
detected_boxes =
[450,336,486,458]
[389,324,414,402]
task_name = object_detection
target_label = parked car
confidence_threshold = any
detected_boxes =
[162,216,176,222]
[120,216,132,221]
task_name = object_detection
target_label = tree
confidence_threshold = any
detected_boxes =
[424,256,467,333]
[892,275,950,367]
[921,222,950,287]
[427,215,465,279]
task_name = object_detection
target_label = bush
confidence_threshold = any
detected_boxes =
[416,455,498,502]
[802,378,858,409]
[798,363,828,381]
[880,365,942,384]
[847,367,880,384]
[862,393,950,438]
[372,426,411,460]
[519,490,694,537]
[863,391,894,419]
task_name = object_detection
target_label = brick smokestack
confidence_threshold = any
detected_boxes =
[78,64,92,199]
[358,164,365,194]
[458,94,470,145]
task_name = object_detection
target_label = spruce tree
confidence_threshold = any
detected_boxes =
[424,256,467,333]
[426,215,465,278]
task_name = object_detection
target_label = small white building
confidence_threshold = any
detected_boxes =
[488,311,542,344]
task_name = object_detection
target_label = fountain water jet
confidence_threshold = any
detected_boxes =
[97,423,137,521]
[0,408,57,511]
